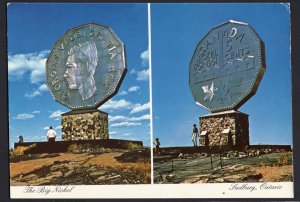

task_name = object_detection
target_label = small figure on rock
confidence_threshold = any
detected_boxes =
[47,126,57,143]
[153,138,160,157]
[192,124,199,147]
[18,135,23,143]
[178,153,184,159]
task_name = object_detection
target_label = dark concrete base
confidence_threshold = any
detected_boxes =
[158,145,292,155]
[14,139,143,154]
[199,110,249,149]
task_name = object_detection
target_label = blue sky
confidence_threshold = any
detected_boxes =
[151,3,292,147]
[8,3,150,149]
[7,3,293,149]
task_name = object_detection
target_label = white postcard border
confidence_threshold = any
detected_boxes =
[10,182,293,199]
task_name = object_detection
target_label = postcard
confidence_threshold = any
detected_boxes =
[150,2,293,198]
[7,2,294,199]
[151,2,293,184]
[8,2,151,191]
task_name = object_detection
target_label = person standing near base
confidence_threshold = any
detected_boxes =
[153,138,160,157]
[47,126,57,143]
[18,135,24,143]
[192,124,199,147]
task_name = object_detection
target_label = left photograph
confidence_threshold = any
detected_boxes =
[8,3,151,186]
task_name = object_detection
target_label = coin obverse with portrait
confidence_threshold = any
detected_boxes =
[46,23,127,110]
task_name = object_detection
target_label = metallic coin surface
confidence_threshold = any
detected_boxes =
[189,20,266,112]
[46,23,127,110]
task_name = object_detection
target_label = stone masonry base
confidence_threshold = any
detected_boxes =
[61,109,108,141]
[199,110,249,148]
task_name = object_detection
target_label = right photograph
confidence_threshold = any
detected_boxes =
[151,3,293,184]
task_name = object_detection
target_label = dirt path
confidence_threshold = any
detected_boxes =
[10,153,93,177]
[84,152,134,167]
[10,152,142,178]
[10,150,151,185]
[251,165,293,182]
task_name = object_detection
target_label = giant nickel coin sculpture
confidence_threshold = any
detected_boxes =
[46,23,127,140]
[189,20,265,112]
[46,23,126,110]
[189,20,266,148]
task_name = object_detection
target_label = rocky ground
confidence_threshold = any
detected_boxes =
[154,151,293,184]
[10,148,151,186]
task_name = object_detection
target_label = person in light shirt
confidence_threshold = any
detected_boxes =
[192,124,199,147]
[47,126,57,143]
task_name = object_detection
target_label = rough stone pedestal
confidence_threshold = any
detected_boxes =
[199,131,209,146]
[61,109,108,141]
[199,110,249,148]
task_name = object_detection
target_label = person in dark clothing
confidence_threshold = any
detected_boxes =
[153,138,160,157]
[192,124,199,146]
[18,135,24,143]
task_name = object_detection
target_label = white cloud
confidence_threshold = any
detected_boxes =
[49,110,65,119]
[119,90,128,95]
[128,86,140,92]
[110,122,141,127]
[130,68,149,81]
[130,102,150,114]
[39,84,48,92]
[13,110,41,120]
[130,69,137,74]
[110,131,118,135]
[25,90,41,99]
[55,126,62,130]
[8,50,50,84]
[99,99,133,111]
[13,113,35,120]
[109,115,128,122]
[122,133,132,136]
[109,114,150,122]
[22,135,45,141]
[43,126,50,130]
[25,83,49,99]
[140,50,149,66]
[118,86,140,96]
[128,50,149,81]
[136,69,149,81]
[129,114,151,121]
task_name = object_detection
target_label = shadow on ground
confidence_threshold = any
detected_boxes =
[10,148,151,185]
[154,151,293,183]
